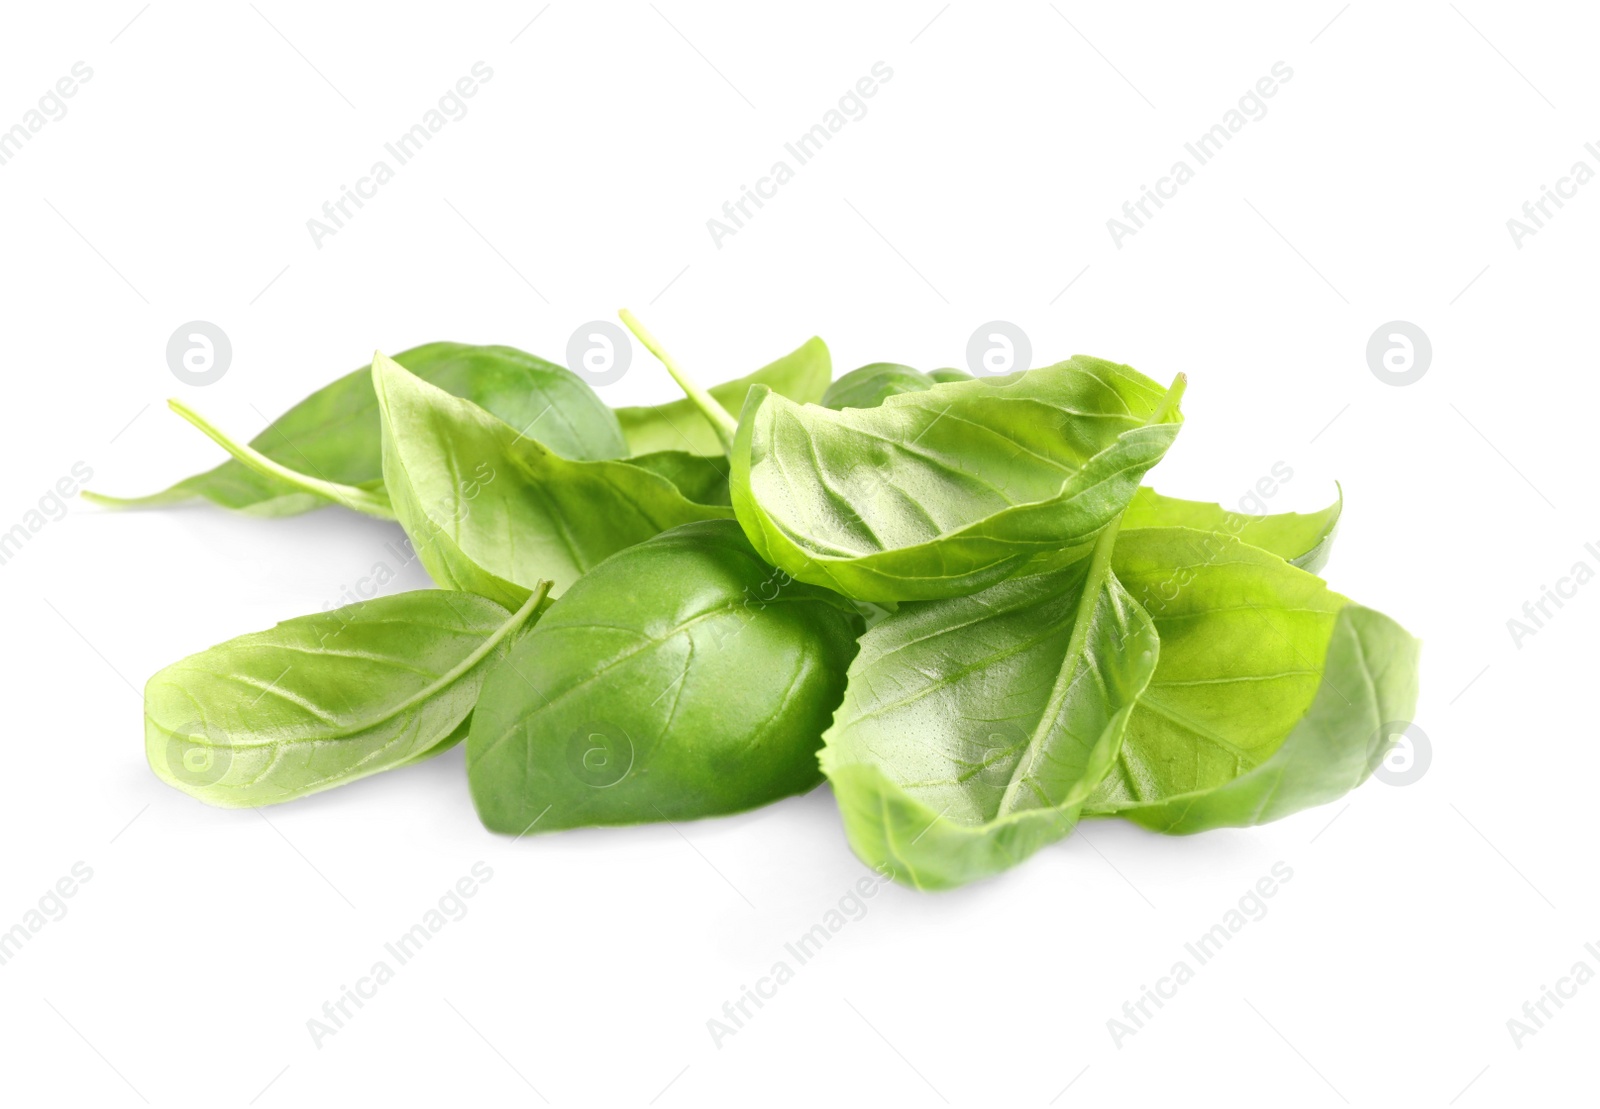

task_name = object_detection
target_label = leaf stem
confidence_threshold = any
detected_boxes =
[1153,372,1187,423]
[166,399,396,519]
[618,308,738,453]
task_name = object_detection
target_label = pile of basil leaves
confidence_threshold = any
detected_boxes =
[94,314,1419,891]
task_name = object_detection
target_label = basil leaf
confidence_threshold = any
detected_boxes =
[146,586,548,808]
[1121,486,1342,572]
[616,337,831,456]
[820,363,935,410]
[86,343,625,516]
[1085,527,1420,832]
[730,357,1186,601]
[374,353,731,606]
[625,450,732,507]
[820,522,1157,889]
[467,520,864,834]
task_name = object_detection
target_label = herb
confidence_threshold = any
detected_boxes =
[147,585,549,807]
[87,343,623,515]
[616,336,831,456]
[820,517,1156,889]
[725,358,1186,601]
[1084,527,1419,832]
[104,311,1418,892]
[467,520,863,834]
[820,362,937,410]
[1120,487,1341,572]
[372,352,730,603]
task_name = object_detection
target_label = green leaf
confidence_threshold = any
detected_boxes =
[820,521,1158,890]
[1086,527,1421,833]
[86,343,625,516]
[820,363,935,410]
[1121,486,1342,572]
[625,450,732,506]
[373,352,730,607]
[928,367,973,384]
[730,357,1186,601]
[467,520,864,834]
[615,336,831,456]
[146,585,549,808]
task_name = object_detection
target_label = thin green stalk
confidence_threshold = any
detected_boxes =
[618,308,738,453]
[1153,372,1187,423]
[167,399,396,519]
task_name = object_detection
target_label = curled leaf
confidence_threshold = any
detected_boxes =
[731,358,1186,601]
[1087,528,1421,833]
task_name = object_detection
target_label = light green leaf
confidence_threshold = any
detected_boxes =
[1121,486,1342,572]
[615,336,831,456]
[731,357,1186,601]
[373,352,730,607]
[87,343,625,516]
[820,522,1158,889]
[146,586,548,807]
[1086,527,1421,832]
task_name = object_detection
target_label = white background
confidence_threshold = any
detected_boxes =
[0,1,1592,1105]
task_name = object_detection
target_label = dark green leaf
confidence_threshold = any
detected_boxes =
[467,520,864,834]
[625,450,732,507]
[820,363,935,410]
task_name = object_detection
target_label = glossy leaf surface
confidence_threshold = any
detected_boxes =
[820,363,936,410]
[731,356,1185,601]
[821,524,1158,889]
[374,353,730,606]
[468,520,864,834]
